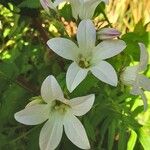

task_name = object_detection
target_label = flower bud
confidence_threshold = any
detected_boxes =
[97,28,121,40]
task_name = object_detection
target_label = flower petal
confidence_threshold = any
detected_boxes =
[69,94,95,116]
[47,38,79,60]
[54,0,64,6]
[79,0,100,19]
[93,40,126,62]
[64,113,90,149]
[138,43,149,71]
[14,104,49,125]
[39,113,63,150]
[66,62,88,92]
[97,28,121,40]
[41,75,64,103]
[77,20,96,53]
[139,89,148,111]
[91,61,118,86]
[40,0,50,12]
[69,0,81,19]
[120,65,138,86]
[138,74,150,91]
[130,84,140,95]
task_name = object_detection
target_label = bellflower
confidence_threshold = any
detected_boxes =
[40,0,109,19]
[121,43,150,110]
[97,28,121,40]
[67,0,109,19]
[15,75,95,150]
[47,20,126,92]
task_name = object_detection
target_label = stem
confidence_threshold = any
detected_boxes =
[8,126,39,144]
[0,71,38,95]
[101,10,113,28]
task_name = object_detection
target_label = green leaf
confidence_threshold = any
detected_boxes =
[139,127,150,150]
[83,117,96,141]
[118,127,127,150]
[18,0,40,8]
[0,84,29,124]
[127,130,137,150]
[0,62,19,79]
[108,120,116,150]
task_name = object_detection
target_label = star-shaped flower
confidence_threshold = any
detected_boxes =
[40,0,109,19]
[68,0,109,19]
[15,75,95,150]
[47,20,126,92]
[121,43,150,110]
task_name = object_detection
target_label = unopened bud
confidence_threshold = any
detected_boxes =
[97,28,121,40]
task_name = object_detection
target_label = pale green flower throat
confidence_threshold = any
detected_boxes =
[78,54,91,69]
[52,100,70,114]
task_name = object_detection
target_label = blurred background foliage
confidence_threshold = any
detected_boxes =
[0,0,150,149]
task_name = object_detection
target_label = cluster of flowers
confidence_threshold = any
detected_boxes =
[14,0,150,150]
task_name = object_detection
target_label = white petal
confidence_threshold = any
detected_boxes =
[139,90,148,111]
[91,61,118,86]
[41,75,64,103]
[130,85,148,111]
[70,0,81,19]
[77,20,96,53]
[130,84,140,95]
[93,40,126,62]
[79,0,104,19]
[138,43,149,71]
[66,62,88,92]
[40,0,49,12]
[39,113,63,150]
[69,94,95,116]
[47,38,79,60]
[14,104,49,125]
[64,113,90,149]
[54,0,64,6]
[138,74,150,91]
[47,0,56,10]
[120,65,138,86]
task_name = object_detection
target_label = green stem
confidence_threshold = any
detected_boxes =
[0,71,37,94]
[8,126,39,144]
[101,10,113,28]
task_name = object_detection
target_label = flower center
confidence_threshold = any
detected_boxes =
[52,100,70,114]
[78,54,91,69]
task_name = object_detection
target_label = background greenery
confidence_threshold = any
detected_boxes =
[0,0,150,149]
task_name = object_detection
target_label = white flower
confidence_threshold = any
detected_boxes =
[97,28,121,40]
[121,43,150,110]
[15,75,95,150]
[66,0,109,19]
[47,20,126,92]
[40,0,109,19]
